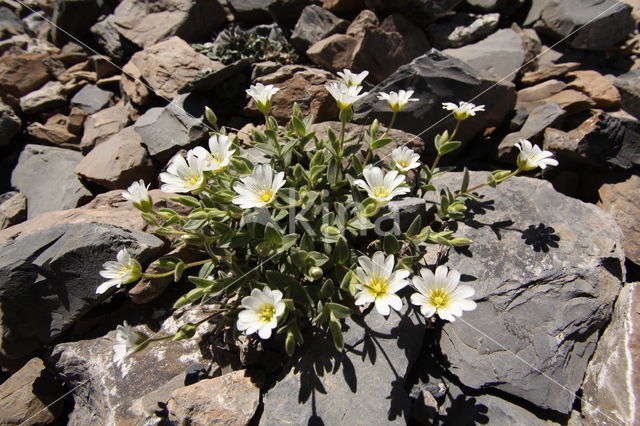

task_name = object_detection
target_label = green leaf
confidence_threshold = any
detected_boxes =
[331,236,349,265]
[329,312,344,351]
[353,155,364,175]
[170,195,200,208]
[461,167,470,193]
[327,302,351,319]
[285,330,296,356]
[264,223,283,247]
[450,237,473,246]
[383,233,400,255]
[406,215,422,237]
[173,287,205,309]
[204,106,217,127]
[320,279,335,299]
[156,256,181,271]
[188,276,215,288]
[141,212,158,225]
[174,261,186,281]
[371,137,393,150]
[172,322,199,341]
[340,270,354,292]
[307,251,329,266]
[291,116,306,136]
[437,140,462,155]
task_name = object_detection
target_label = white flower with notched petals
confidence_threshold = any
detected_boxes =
[97,249,142,294]
[515,139,558,171]
[391,147,421,173]
[232,164,285,209]
[113,321,146,366]
[122,180,152,212]
[378,90,419,112]
[246,83,280,114]
[337,69,369,87]
[326,82,369,110]
[410,265,476,322]
[442,101,485,120]
[159,150,207,194]
[237,287,286,339]
[353,166,410,203]
[354,251,409,316]
[192,134,235,172]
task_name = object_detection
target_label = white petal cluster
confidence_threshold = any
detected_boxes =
[353,166,410,203]
[232,164,285,209]
[410,265,476,322]
[378,90,419,112]
[442,101,485,120]
[354,251,409,316]
[237,287,286,339]
[391,147,421,173]
[192,134,235,172]
[97,249,142,294]
[160,150,208,194]
[326,81,369,110]
[113,321,144,365]
[337,69,369,87]
[515,139,558,171]
[122,180,152,211]
[246,83,280,113]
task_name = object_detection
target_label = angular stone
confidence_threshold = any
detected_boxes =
[321,0,365,14]
[51,0,103,46]
[268,0,317,27]
[0,358,63,425]
[0,6,25,39]
[346,8,378,38]
[427,12,500,49]
[0,191,26,230]
[614,70,640,119]
[291,4,348,51]
[521,62,581,85]
[464,0,508,11]
[121,60,150,105]
[0,222,164,361]
[90,15,129,63]
[364,0,463,24]
[567,70,620,108]
[306,33,359,71]
[80,105,130,153]
[11,145,92,219]
[112,0,226,48]
[19,81,66,114]
[0,52,50,97]
[543,89,594,115]
[517,79,567,106]
[167,370,260,425]
[0,100,21,145]
[228,0,272,25]
[69,84,113,114]
[431,171,625,414]
[26,114,79,149]
[443,28,525,82]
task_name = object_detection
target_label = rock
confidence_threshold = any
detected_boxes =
[0,101,21,145]
[598,175,640,265]
[497,102,566,161]
[566,70,621,108]
[537,0,635,51]
[0,191,26,230]
[443,28,525,83]
[0,33,29,55]
[516,79,567,110]
[260,304,425,425]
[19,81,66,114]
[431,171,625,414]
[291,5,348,51]
[249,65,339,124]
[543,112,640,169]
[129,373,186,420]
[26,114,79,149]
[51,0,104,46]
[0,221,164,361]
[621,0,640,20]
[321,0,365,14]
[306,33,359,72]
[268,0,318,27]
[581,283,640,425]
[251,61,282,81]
[364,0,463,25]
[228,0,272,25]
[80,105,130,153]
[90,15,129,63]
[539,89,594,115]
[90,55,119,79]
[353,49,516,151]
[0,6,25,39]
[167,370,260,425]
[122,36,225,102]
[0,52,50,97]
[55,42,89,66]
[121,60,150,105]
[70,84,113,114]
[464,0,508,11]
[0,358,63,424]
[514,25,542,74]
[521,62,581,85]
[75,126,155,190]
[427,12,500,49]
[11,145,92,219]
[346,8,378,37]
[112,0,226,49]
[50,310,215,425]
[613,70,640,119]
[178,59,252,95]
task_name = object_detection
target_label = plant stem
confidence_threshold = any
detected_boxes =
[454,169,521,199]
[143,259,213,278]
[381,110,398,139]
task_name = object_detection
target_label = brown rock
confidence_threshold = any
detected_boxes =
[123,36,225,101]
[521,62,581,85]
[19,81,66,114]
[67,107,88,134]
[322,0,365,14]
[566,70,621,108]
[516,79,567,110]
[306,34,359,73]
[80,105,131,153]
[75,126,155,189]
[26,114,79,149]
[0,357,63,425]
[167,370,260,426]
[346,9,379,38]
[0,52,50,97]
[544,89,595,114]
[0,191,26,230]
[598,174,640,265]
[121,60,151,105]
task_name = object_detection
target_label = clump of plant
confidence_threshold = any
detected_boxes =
[100,69,558,364]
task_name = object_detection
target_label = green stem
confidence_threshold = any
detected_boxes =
[450,119,461,141]
[455,169,521,199]
[381,110,398,139]
[143,259,213,279]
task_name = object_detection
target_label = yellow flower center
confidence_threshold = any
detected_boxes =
[257,304,276,322]
[366,276,389,298]
[429,289,450,309]
[184,173,201,187]
[453,111,470,121]
[258,189,274,203]
[397,160,408,168]
[372,186,390,198]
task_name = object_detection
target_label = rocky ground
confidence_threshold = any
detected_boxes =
[0,0,639,424]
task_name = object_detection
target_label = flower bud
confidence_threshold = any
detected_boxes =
[309,266,323,280]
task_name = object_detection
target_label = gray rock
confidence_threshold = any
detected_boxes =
[353,49,516,153]
[0,222,164,361]
[614,70,640,120]
[19,81,67,114]
[291,5,348,51]
[427,12,500,49]
[0,6,25,39]
[430,171,625,414]
[11,145,93,219]
[134,93,208,163]
[0,100,21,145]
[381,197,427,232]
[465,0,508,11]
[260,305,425,425]
[537,0,635,51]
[246,23,290,46]
[80,104,130,153]
[443,28,525,82]
[364,0,463,24]
[178,58,252,94]
[0,191,26,230]
[268,0,318,27]
[228,0,272,25]
[70,84,113,114]
[90,15,128,63]
[51,0,104,46]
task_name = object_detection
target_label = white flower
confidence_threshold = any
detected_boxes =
[159,150,207,194]
[192,134,235,172]
[237,287,286,339]
[354,251,409,316]
[326,82,369,110]
[113,321,145,365]
[378,90,419,112]
[442,101,485,120]
[246,83,280,114]
[122,180,152,212]
[391,147,421,173]
[232,164,285,209]
[97,249,142,294]
[337,69,369,87]
[353,166,410,203]
[515,139,558,171]
[410,265,476,322]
